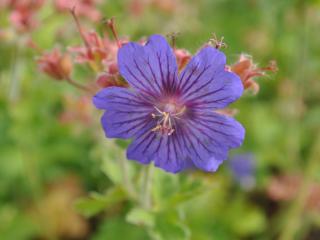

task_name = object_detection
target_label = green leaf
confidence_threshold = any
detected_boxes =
[115,139,130,149]
[161,177,205,209]
[92,216,148,240]
[232,207,266,236]
[154,215,191,240]
[126,208,155,228]
[0,205,38,240]
[74,186,126,217]
[101,155,122,184]
[100,140,134,185]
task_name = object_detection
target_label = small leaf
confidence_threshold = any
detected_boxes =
[75,186,126,217]
[154,215,191,240]
[101,155,122,184]
[126,208,155,228]
[232,207,266,235]
[92,216,148,240]
[163,178,205,209]
[115,139,130,149]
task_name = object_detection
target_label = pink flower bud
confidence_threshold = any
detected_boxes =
[5,0,44,32]
[108,62,118,75]
[174,48,191,71]
[37,49,73,80]
[230,54,277,94]
[96,73,116,88]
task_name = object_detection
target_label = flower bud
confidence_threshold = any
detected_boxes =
[174,48,191,71]
[230,54,277,94]
[96,73,116,88]
[37,49,73,80]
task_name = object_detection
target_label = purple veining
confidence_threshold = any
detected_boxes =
[93,34,245,173]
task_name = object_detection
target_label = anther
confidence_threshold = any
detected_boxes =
[209,33,227,49]
[150,105,185,136]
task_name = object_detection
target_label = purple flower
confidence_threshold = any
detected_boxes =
[229,153,256,189]
[93,35,245,173]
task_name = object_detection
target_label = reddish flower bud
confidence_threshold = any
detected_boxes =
[4,0,44,32]
[69,29,122,72]
[96,72,127,89]
[174,48,191,71]
[108,62,118,75]
[10,9,36,32]
[37,49,73,80]
[230,54,277,94]
[96,73,117,88]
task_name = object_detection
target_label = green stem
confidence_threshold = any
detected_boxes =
[141,164,154,209]
[279,134,320,240]
[65,76,94,94]
[9,41,22,101]
[279,1,311,239]
[119,152,137,199]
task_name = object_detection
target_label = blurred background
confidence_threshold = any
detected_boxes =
[0,0,320,239]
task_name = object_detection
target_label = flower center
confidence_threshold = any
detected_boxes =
[151,102,186,136]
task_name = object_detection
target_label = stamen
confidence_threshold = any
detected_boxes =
[150,105,186,136]
[172,106,186,117]
[209,33,227,49]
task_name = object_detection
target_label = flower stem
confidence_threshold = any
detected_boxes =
[9,41,22,101]
[119,152,136,199]
[279,134,320,240]
[141,164,154,209]
[103,17,121,48]
[65,76,94,94]
[70,6,91,50]
[279,2,312,239]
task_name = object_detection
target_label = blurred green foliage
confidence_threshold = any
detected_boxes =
[1,0,320,239]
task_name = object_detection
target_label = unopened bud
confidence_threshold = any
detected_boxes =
[37,49,73,80]
[230,54,277,94]
[174,48,191,71]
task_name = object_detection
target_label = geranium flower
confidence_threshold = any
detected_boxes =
[93,35,245,173]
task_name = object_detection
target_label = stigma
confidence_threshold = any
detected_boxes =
[151,103,186,136]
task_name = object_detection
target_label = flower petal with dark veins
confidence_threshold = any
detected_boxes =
[94,35,245,173]
[93,87,153,138]
[179,47,243,110]
[118,35,178,98]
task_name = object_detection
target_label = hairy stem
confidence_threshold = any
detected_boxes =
[141,164,154,209]
[119,153,137,199]
[279,134,320,240]
[65,76,94,94]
